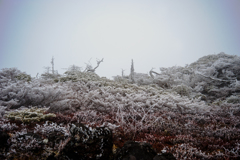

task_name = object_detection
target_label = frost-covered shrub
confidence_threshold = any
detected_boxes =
[64,70,101,81]
[34,121,69,136]
[64,65,82,76]
[41,72,61,80]
[61,101,240,159]
[58,76,78,82]
[8,128,44,159]
[5,107,56,123]
[189,53,239,81]
[0,68,30,88]
[0,120,18,131]
[226,95,240,104]
[0,79,64,108]
[15,73,31,82]
[138,53,240,102]
[235,80,240,90]
[0,68,21,82]
[113,75,130,84]
[0,106,7,118]
[172,84,192,97]
[133,72,153,85]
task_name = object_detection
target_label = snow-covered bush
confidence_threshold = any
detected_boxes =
[172,84,192,97]
[61,71,101,82]
[0,68,31,87]
[0,78,65,109]
[0,68,21,82]
[41,72,60,80]
[15,73,31,82]
[134,52,240,102]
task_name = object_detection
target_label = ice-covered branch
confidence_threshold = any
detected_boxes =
[149,69,161,79]
[195,71,236,82]
[85,58,104,73]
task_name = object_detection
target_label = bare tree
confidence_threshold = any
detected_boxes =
[84,58,104,73]
[121,69,125,77]
[51,56,54,74]
[41,57,59,79]
[130,59,135,83]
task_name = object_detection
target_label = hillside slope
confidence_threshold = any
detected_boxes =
[0,53,240,159]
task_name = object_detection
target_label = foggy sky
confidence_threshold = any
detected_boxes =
[0,0,240,79]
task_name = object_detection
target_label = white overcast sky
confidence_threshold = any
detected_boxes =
[0,0,240,79]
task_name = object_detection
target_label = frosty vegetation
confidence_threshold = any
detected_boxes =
[0,52,240,159]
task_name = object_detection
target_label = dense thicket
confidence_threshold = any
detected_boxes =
[115,52,240,103]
